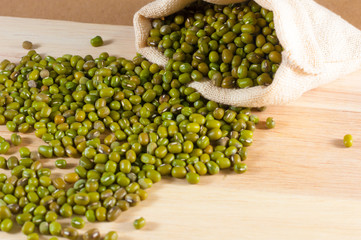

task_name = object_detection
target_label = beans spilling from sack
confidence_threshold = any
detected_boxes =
[0,48,257,239]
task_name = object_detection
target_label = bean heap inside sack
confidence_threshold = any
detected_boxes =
[147,0,283,89]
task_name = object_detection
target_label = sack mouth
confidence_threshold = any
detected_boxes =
[134,0,326,75]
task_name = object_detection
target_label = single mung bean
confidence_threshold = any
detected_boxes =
[22,41,33,50]
[0,142,10,154]
[90,36,104,47]
[55,159,67,169]
[22,221,35,235]
[186,172,200,184]
[104,231,118,240]
[27,233,39,240]
[61,227,79,240]
[343,134,353,148]
[83,228,101,240]
[0,218,13,232]
[133,217,146,229]
[49,221,62,236]
[11,133,22,146]
[71,216,85,229]
[265,117,275,129]
[234,163,247,174]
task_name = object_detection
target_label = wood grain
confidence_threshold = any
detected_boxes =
[0,16,360,240]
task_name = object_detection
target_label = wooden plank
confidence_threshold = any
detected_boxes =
[0,17,136,62]
[0,16,360,240]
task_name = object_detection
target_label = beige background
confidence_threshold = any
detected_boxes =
[0,0,360,29]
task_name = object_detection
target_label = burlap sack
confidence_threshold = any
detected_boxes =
[134,0,361,107]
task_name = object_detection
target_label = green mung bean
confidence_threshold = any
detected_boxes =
[104,231,118,240]
[266,117,275,129]
[90,36,104,47]
[0,141,10,154]
[133,217,146,230]
[11,133,22,146]
[55,159,67,169]
[22,41,33,50]
[344,134,353,148]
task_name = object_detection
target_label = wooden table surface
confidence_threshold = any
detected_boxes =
[0,16,360,240]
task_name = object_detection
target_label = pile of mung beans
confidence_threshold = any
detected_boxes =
[147,0,283,89]
[0,1,275,239]
[0,48,256,239]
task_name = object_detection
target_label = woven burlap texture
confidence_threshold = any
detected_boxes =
[134,0,361,107]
